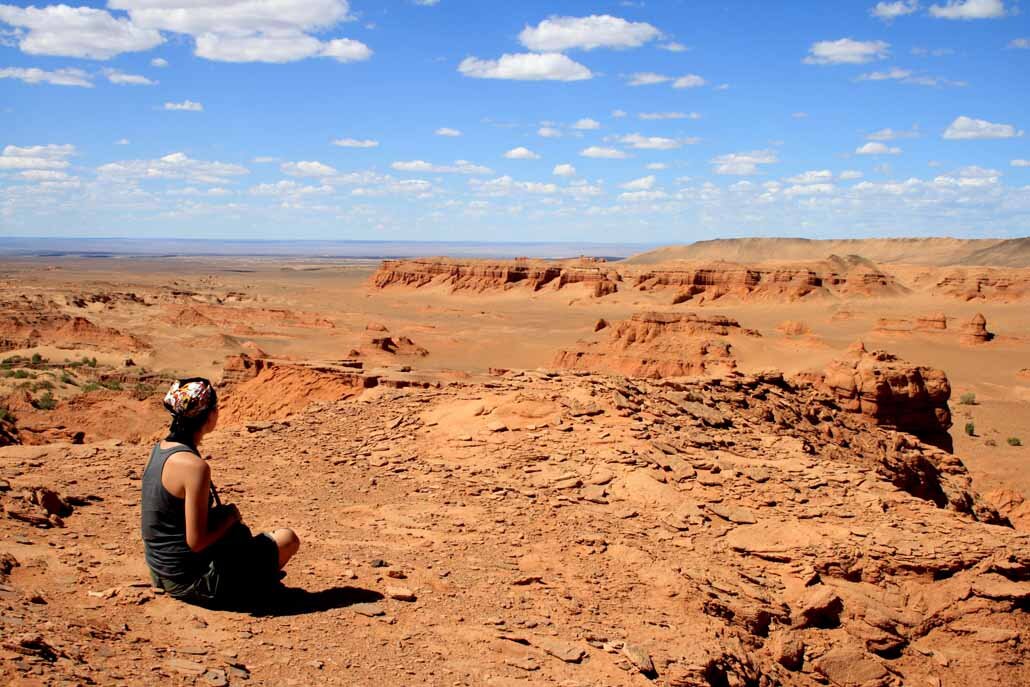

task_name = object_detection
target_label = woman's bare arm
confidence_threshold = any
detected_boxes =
[182,459,239,552]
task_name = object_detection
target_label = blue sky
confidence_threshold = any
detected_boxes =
[1,0,1028,242]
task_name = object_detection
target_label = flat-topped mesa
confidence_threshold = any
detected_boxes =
[960,313,993,345]
[633,257,904,304]
[931,268,1030,301]
[370,257,620,297]
[553,311,758,379]
[874,312,948,334]
[818,345,954,452]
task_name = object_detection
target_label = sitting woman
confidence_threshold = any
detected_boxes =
[141,378,300,608]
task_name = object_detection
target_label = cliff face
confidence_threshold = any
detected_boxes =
[818,345,954,452]
[0,297,149,353]
[931,268,1030,301]
[553,311,759,379]
[371,258,621,297]
[634,258,905,304]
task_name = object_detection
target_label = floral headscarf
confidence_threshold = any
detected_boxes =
[163,378,216,419]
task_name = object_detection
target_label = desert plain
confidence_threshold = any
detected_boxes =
[0,236,1028,686]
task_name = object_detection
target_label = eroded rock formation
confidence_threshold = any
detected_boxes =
[960,313,993,345]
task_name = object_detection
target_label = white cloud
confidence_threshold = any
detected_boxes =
[0,143,75,170]
[792,112,809,119]
[620,175,655,190]
[518,15,661,52]
[105,0,369,64]
[659,42,688,52]
[711,150,778,175]
[611,109,627,119]
[538,126,562,138]
[856,142,902,154]
[804,38,889,65]
[785,169,833,184]
[617,133,695,150]
[618,190,668,202]
[1010,38,1030,49]
[391,160,491,174]
[414,0,439,6]
[646,162,668,170]
[942,115,1023,140]
[458,53,592,81]
[98,152,248,184]
[150,57,168,67]
[105,69,155,86]
[639,111,701,120]
[164,100,203,112]
[857,66,965,86]
[867,126,919,140]
[553,163,576,177]
[435,127,462,137]
[0,66,92,87]
[281,160,337,177]
[332,138,379,148]
[627,72,670,86]
[840,170,864,179]
[673,74,706,88]
[783,183,836,197]
[115,138,130,145]
[1012,159,1030,167]
[0,4,164,59]
[573,118,601,130]
[504,146,540,160]
[470,175,558,196]
[17,169,70,181]
[929,0,1008,19]
[871,1,920,20]
[581,146,628,159]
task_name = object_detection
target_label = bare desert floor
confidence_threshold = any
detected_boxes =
[0,243,1028,686]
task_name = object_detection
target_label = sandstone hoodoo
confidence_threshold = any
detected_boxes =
[371,257,621,298]
[960,313,993,345]
[353,323,428,359]
[817,344,954,452]
[553,311,759,379]
[633,256,905,304]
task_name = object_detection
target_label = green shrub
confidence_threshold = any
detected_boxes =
[32,380,54,391]
[33,391,57,411]
[1008,437,1023,447]
[60,373,74,385]
[133,383,157,400]
[100,379,122,391]
[12,369,29,379]
[30,353,43,365]
[964,422,975,437]
[82,382,101,393]
[88,357,98,368]
[958,392,977,405]
[0,406,14,423]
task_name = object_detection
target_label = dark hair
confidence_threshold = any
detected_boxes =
[165,380,217,451]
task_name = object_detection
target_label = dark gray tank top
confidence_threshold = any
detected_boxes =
[140,443,213,584]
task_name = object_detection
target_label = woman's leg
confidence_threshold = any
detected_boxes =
[267,528,300,569]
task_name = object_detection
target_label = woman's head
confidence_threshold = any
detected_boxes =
[163,378,218,447]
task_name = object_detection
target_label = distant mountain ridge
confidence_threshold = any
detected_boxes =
[622,237,1030,267]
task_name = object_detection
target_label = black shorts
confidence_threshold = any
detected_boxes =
[152,527,280,609]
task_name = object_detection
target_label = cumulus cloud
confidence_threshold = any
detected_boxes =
[618,190,668,202]
[150,57,168,67]
[617,133,696,150]
[0,4,164,59]
[470,175,558,196]
[281,160,337,177]
[332,138,379,148]
[711,150,778,175]
[929,0,1008,19]
[627,72,670,86]
[504,146,540,160]
[164,100,203,111]
[857,66,965,86]
[573,118,600,130]
[639,111,701,120]
[646,162,668,170]
[785,170,833,184]
[942,115,1023,139]
[804,38,889,65]
[871,1,920,20]
[856,142,902,154]
[435,127,462,137]
[391,160,491,174]
[867,126,919,140]
[0,66,92,87]
[611,109,627,118]
[0,143,75,170]
[840,170,864,180]
[553,163,576,177]
[538,126,561,138]
[518,15,661,52]
[620,175,655,191]
[458,52,592,81]
[105,69,155,86]
[673,74,706,88]
[98,152,248,184]
[581,146,629,159]
[1012,159,1030,167]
